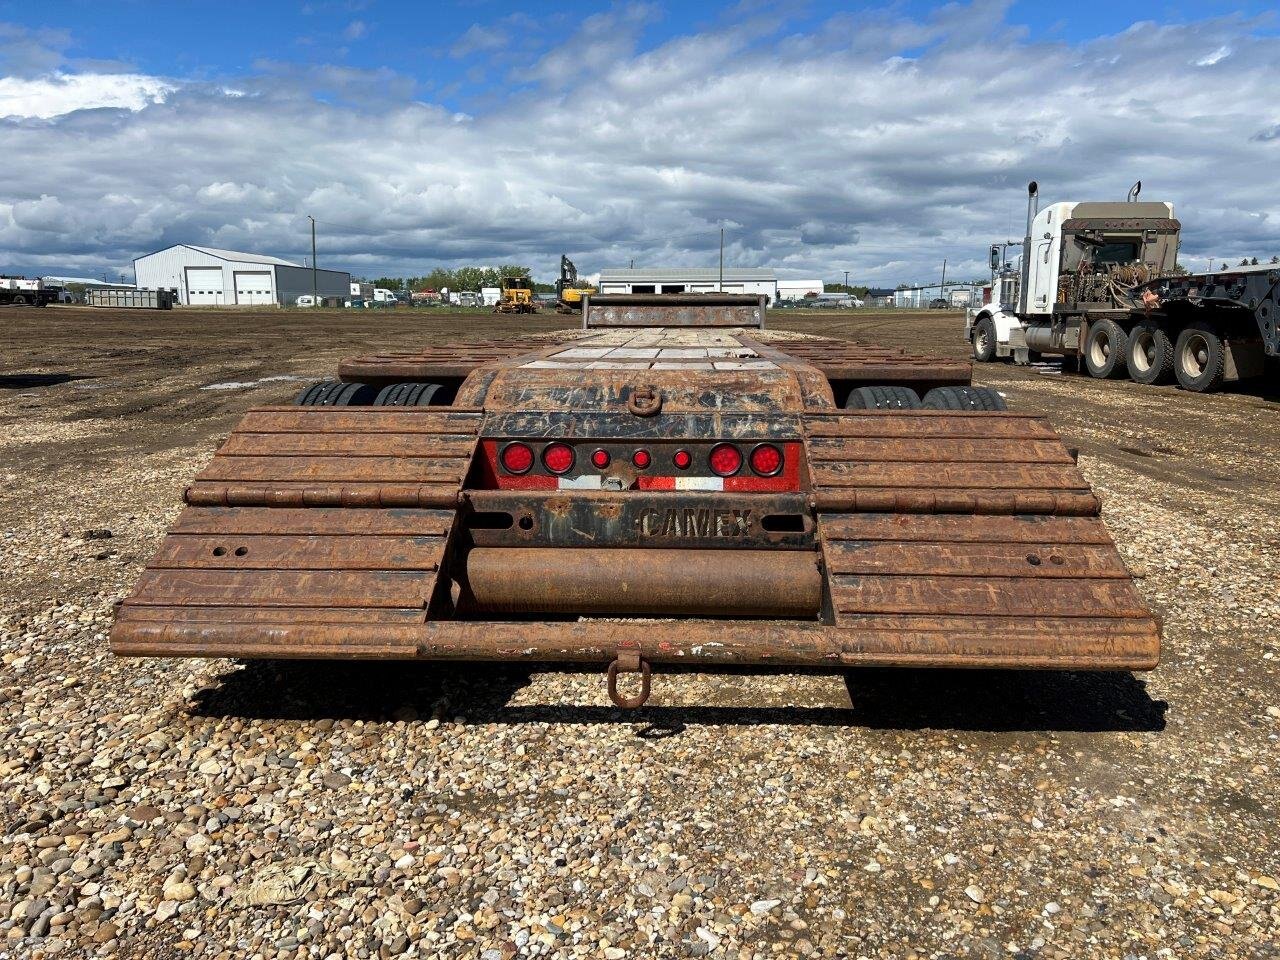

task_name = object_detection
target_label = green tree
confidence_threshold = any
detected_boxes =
[374,277,403,291]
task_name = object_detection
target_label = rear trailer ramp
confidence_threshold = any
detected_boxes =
[111,306,1158,706]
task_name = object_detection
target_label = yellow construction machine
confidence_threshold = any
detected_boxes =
[556,255,596,314]
[495,276,538,314]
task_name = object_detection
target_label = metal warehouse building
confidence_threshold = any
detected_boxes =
[597,268,823,304]
[134,244,351,307]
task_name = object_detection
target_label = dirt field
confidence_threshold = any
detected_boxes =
[2,305,1278,958]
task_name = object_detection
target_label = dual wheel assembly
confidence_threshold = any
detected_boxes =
[844,384,1006,411]
[1083,319,1225,392]
[294,380,454,407]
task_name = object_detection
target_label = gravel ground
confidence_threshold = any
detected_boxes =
[1,306,1278,959]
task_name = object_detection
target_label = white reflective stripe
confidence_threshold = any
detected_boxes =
[558,475,603,489]
[675,476,724,491]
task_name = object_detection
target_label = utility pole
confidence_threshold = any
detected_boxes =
[843,270,849,292]
[940,258,947,295]
[308,215,318,307]
[718,227,724,292]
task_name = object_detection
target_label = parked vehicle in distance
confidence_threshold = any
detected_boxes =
[372,288,399,303]
[966,181,1279,392]
[929,297,949,309]
[1,276,59,306]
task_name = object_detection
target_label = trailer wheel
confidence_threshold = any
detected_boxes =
[844,385,922,409]
[972,317,997,362]
[1127,320,1173,385]
[11,294,26,306]
[294,380,378,406]
[1084,319,1128,379]
[373,382,454,406]
[1174,322,1225,393]
[921,385,1008,411]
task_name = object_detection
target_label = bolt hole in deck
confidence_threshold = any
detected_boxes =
[110,294,1160,710]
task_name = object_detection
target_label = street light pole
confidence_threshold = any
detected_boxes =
[308,215,318,307]
[718,227,724,292]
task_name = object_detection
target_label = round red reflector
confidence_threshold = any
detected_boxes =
[632,449,651,469]
[500,442,534,474]
[591,448,611,469]
[709,443,742,477]
[749,443,784,476]
[672,449,692,470]
[542,442,575,474]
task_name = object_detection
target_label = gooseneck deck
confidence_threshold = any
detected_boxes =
[111,295,1158,706]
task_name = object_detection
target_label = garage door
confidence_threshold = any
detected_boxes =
[185,267,224,305]
[234,271,273,305]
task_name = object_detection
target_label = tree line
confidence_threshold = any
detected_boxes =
[369,265,555,294]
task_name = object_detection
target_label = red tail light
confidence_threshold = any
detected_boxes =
[542,442,575,474]
[709,443,742,477]
[590,449,611,469]
[749,443,783,476]
[632,449,651,469]
[672,449,692,470]
[500,442,534,474]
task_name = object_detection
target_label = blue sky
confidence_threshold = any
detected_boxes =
[2,1,1279,282]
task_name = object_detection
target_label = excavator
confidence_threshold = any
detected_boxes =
[555,255,596,314]
[495,276,538,314]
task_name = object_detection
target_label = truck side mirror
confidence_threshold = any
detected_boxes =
[990,245,1001,271]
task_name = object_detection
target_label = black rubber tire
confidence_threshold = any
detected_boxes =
[972,317,997,363]
[1127,320,1174,385]
[11,295,26,306]
[844,385,922,410]
[294,380,378,406]
[373,382,453,406]
[1083,318,1128,379]
[1173,321,1225,393]
[921,385,1008,411]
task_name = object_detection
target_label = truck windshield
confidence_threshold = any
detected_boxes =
[1095,241,1140,265]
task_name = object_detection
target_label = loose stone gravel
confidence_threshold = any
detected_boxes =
[1,307,1278,958]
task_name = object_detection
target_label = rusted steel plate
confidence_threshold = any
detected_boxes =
[456,548,823,617]
[824,541,1131,578]
[115,605,427,624]
[806,437,1076,464]
[218,432,477,458]
[237,409,483,434]
[480,369,806,414]
[804,412,1059,438]
[584,294,766,329]
[818,514,1116,543]
[109,618,1158,670]
[828,575,1151,618]
[481,411,803,441]
[149,535,445,571]
[130,570,434,608]
[183,483,461,508]
[813,490,1101,515]
[464,491,813,550]
[169,506,453,536]
[197,456,471,484]
[811,462,1090,490]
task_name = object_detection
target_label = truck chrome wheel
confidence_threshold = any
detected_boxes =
[1083,319,1128,379]
[1127,321,1173,385]
[1173,321,1225,392]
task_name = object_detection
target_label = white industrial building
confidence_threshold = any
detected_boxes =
[134,244,351,306]
[597,268,820,303]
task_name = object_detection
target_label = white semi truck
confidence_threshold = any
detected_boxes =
[0,276,59,307]
[965,182,1279,392]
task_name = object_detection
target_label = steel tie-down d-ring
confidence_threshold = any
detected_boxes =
[606,650,651,709]
[626,385,662,417]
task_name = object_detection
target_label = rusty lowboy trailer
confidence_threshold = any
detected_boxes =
[110,295,1159,706]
